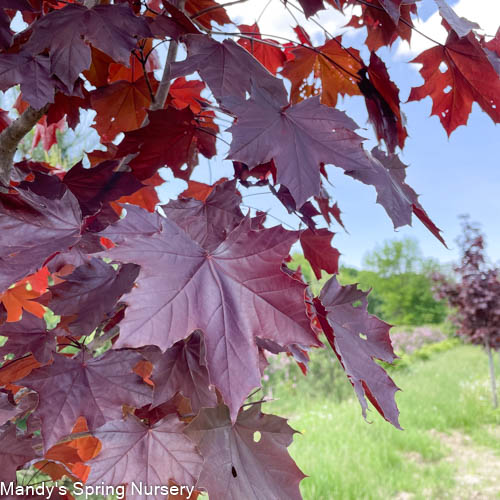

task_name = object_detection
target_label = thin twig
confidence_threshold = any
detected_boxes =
[241,203,298,230]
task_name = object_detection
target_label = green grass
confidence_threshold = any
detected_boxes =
[267,345,500,500]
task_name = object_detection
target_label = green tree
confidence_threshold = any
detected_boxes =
[359,238,447,325]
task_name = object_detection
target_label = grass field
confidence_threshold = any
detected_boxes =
[267,345,500,500]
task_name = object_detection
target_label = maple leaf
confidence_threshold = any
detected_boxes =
[0,52,54,109]
[300,228,340,279]
[347,1,416,52]
[0,312,60,364]
[184,0,230,29]
[87,414,203,496]
[171,34,283,105]
[162,179,243,251]
[226,82,374,208]
[408,29,500,135]
[358,52,407,153]
[46,258,139,335]
[169,77,206,114]
[116,106,218,181]
[90,75,158,142]
[281,37,362,107]
[146,330,217,411]
[0,181,82,293]
[0,424,41,481]
[0,278,46,322]
[63,160,143,217]
[20,350,152,451]
[101,210,319,420]
[238,24,286,75]
[316,276,401,428]
[185,404,305,499]
[25,3,151,90]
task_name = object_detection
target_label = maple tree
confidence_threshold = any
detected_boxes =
[0,0,498,497]
[433,217,500,408]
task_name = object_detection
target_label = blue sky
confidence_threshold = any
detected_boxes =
[157,0,499,269]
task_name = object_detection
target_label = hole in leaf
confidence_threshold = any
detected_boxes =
[359,333,368,340]
[253,431,261,442]
[439,62,447,73]
[352,300,362,308]
[443,85,452,94]
[232,466,238,478]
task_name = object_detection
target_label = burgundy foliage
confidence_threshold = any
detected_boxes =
[0,0,496,497]
[433,218,500,349]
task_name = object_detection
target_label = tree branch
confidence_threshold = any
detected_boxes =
[0,105,48,189]
[150,0,186,111]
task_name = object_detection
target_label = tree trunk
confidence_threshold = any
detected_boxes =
[486,342,498,408]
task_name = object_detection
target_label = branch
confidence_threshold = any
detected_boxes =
[150,0,186,111]
[0,105,48,189]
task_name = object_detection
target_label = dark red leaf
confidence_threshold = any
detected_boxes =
[300,228,340,279]
[171,34,283,105]
[147,330,217,411]
[316,277,401,428]
[227,82,374,208]
[408,29,500,135]
[101,210,319,420]
[0,181,82,293]
[87,414,202,497]
[20,350,152,451]
[116,107,218,181]
[25,4,151,90]
[46,258,139,335]
[359,52,407,152]
[0,424,41,481]
[63,160,143,216]
[162,179,243,251]
[185,404,305,500]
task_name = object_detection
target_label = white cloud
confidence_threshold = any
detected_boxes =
[396,0,500,58]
